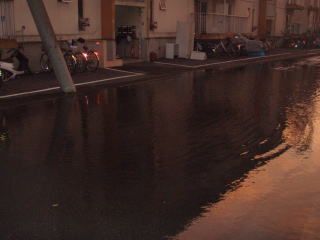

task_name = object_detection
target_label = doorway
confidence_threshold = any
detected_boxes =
[115,5,145,62]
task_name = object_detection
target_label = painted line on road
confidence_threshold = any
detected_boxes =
[75,73,143,86]
[0,73,144,100]
[0,87,60,99]
[307,52,318,55]
[155,53,294,69]
[308,49,320,52]
[153,61,195,68]
[104,67,143,75]
[192,53,292,68]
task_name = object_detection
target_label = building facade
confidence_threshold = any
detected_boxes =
[286,0,320,34]
[0,0,194,68]
[1,0,105,70]
[105,0,194,61]
[0,0,320,70]
[194,0,259,37]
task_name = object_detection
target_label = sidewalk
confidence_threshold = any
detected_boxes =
[1,48,320,102]
[153,49,320,70]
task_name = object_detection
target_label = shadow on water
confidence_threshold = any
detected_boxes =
[47,96,75,162]
[0,62,319,239]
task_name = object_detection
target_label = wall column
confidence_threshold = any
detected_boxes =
[101,0,123,66]
[258,0,267,36]
[101,0,116,40]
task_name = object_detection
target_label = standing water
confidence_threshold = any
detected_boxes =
[0,59,320,240]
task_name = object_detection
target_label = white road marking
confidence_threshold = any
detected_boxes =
[192,53,292,68]
[0,73,143,99]
[153,61,195,68]
[155,52,302,69]
[104,67,143,75]
[75,74,143,86]
[0,87,60,99]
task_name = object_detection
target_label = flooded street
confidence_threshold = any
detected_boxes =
[1,59,320,239]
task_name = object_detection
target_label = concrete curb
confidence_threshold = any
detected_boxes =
[155,49,320,71]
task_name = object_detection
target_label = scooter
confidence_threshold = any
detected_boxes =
[0,48,31,88]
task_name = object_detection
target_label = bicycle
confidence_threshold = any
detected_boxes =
[196,38,241,59]
[75,38,100,72]
[82,47,99,72]
[40,41,77,74]
[41,39,99,73]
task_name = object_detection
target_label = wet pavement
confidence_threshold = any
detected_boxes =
[1,58,320,239]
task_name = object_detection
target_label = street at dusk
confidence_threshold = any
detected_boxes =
[2,0,320,239]
[1,59,320,239]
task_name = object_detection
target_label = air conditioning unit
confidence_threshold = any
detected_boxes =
[58,0,72,3]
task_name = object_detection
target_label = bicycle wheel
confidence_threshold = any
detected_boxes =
[220,41,236,58]
[64,52,76,75]
[86,51,99,72]
[74,52,87,73]
[207,43,217,58]
[227,44,241,58]
[40,53,52,72]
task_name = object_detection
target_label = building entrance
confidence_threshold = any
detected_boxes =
[115,5,145,61]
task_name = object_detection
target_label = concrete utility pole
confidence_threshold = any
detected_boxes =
[26,0,76,93]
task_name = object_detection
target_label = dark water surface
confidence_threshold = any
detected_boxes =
[1,59,320,240]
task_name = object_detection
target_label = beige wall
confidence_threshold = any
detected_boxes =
[83,0,102,39]
[150,0,194,38]
[14,0,101,42]
[232,0,258,34]
[234,0,253,17]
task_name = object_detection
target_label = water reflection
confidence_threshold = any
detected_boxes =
[0,63,319,239]
[47,96,75,162]
[0,114,10,153]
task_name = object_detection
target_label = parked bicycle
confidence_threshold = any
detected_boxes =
[40,38,99,74]
[282,36,314,49]
[73,38,100,72]
[196,37,241,58]
[40,41,77,74]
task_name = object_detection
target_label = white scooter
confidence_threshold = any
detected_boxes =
[0,48,31,88]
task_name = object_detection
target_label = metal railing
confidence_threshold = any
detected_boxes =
[195,12,250,35]
[0,0,15,40]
